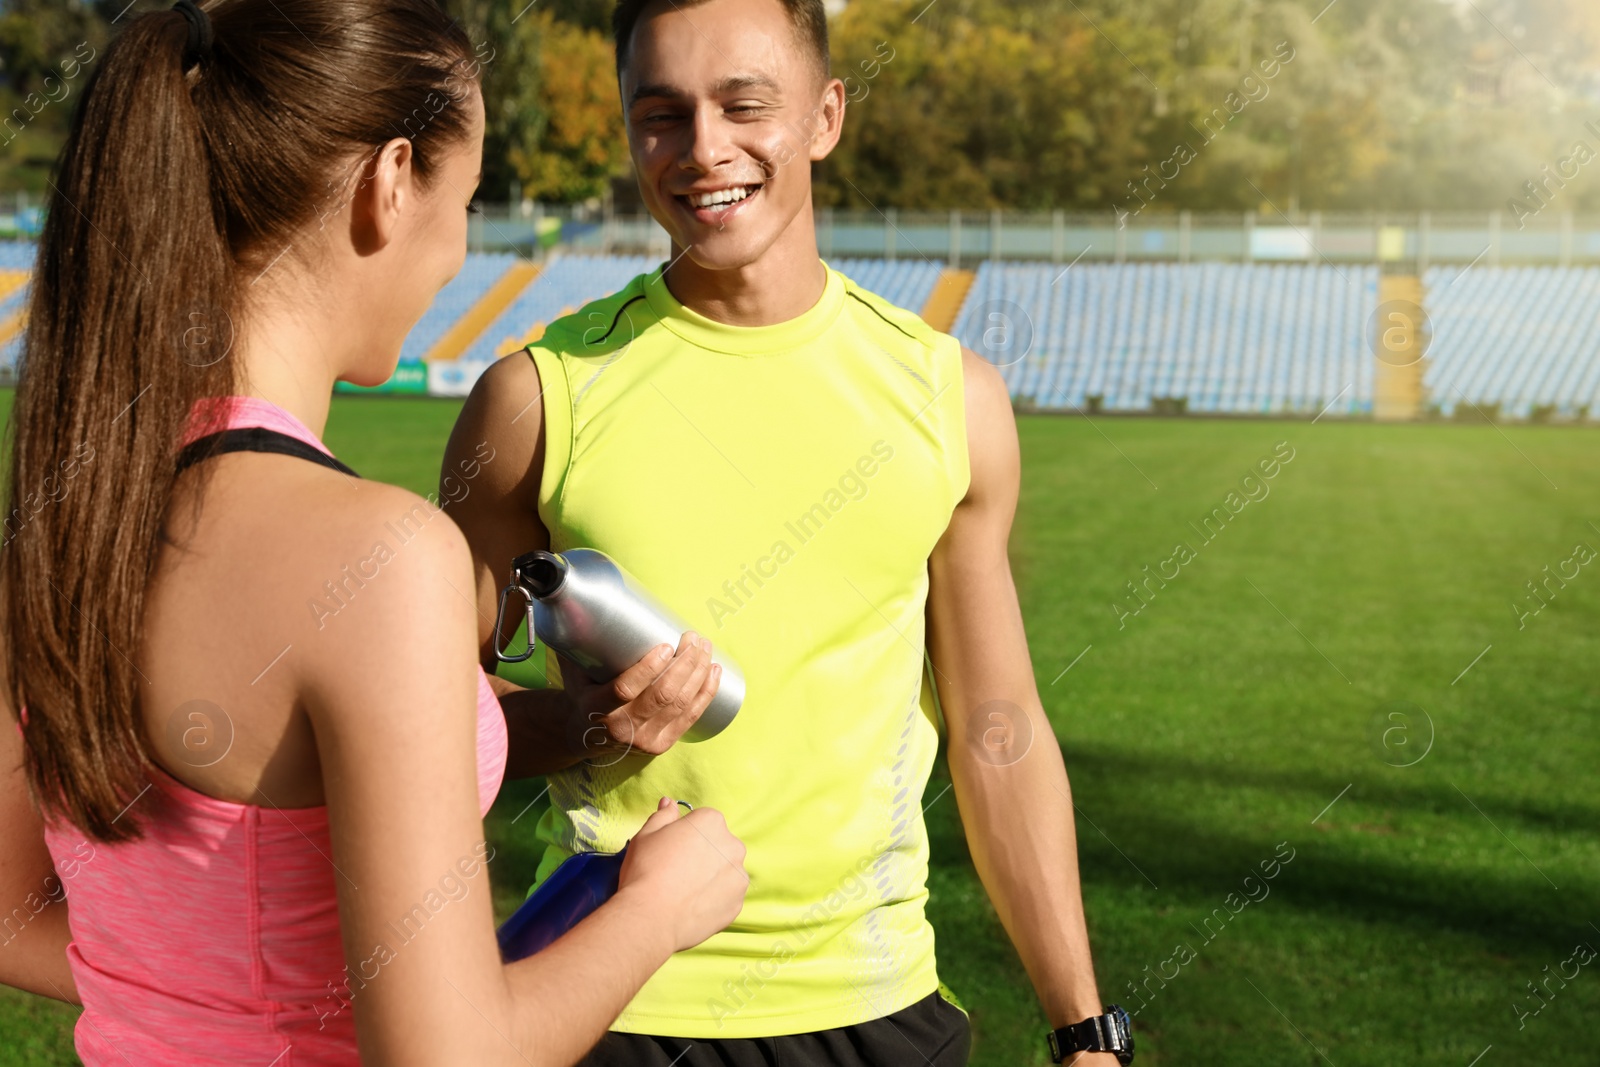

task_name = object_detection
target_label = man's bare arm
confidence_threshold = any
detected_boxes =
[926,346,1117,1061]
[441,353,588,778]
[441,354,721,778]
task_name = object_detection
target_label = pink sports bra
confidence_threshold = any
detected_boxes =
[37,395,509,1065]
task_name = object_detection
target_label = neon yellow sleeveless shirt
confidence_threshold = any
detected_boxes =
[525,261,970,1038]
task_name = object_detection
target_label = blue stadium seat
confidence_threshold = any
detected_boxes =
[950,262,1379,416]
[3,235,1598,420]
[461,253,659,363]
[399,252,519,364]
[1422,266,1600,417]
[828,257,944,316]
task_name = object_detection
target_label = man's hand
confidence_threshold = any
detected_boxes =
[558,630,722,760]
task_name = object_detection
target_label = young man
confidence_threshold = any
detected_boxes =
[443,0,1129,1063]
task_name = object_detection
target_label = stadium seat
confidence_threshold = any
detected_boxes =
[0,235,1596,419]
[948,261,1379,416]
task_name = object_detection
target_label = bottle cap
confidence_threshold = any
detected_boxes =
[517,551,569,598]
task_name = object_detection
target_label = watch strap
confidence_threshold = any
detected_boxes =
[1047,1006,1131,1063]
[1047,1014,1108,1059]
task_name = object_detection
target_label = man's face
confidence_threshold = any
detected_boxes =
[620,0,842,272]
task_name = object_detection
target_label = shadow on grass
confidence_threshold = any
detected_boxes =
[1066,740,1600,835]
[487,742,1595,980]
[479,742,1591,1065]
[1040,743,1594,961]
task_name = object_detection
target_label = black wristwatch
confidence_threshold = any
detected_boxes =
[1046,1004,1134,1064]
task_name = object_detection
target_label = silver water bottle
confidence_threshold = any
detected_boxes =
[494,548,743,743]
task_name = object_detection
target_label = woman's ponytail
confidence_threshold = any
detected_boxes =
[1,0,479,841]
[3,7,236,842]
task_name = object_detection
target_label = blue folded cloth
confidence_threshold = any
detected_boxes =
[496,848,628,962]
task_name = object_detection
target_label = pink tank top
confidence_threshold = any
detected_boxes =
[37,396,509,1065]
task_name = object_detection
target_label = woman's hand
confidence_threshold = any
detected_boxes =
[617,797,748,952]
[558,632,722,759]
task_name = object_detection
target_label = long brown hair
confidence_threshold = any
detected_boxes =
[1,0,481,841]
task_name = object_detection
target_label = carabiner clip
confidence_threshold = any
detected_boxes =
[493,581,537,663]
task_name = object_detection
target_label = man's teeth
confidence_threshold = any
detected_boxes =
[689,186,756,209]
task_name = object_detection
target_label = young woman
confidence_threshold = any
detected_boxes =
[0,2,745,1064]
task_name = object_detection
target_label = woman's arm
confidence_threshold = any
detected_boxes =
[302,484,744,1067]
[0,698,79,1004]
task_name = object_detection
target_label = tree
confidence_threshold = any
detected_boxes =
[442,1,625,203]
[817,0,1179,211]
[4,0,1600,212]
[511,11,627,203]
[0,0,114,192]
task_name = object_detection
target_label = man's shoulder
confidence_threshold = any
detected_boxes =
[832,269,952,356]
[534,271,656,358]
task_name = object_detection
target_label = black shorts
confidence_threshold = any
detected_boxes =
[577,989,972,1067]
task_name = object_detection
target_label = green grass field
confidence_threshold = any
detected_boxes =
[3,397,1597,1065]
